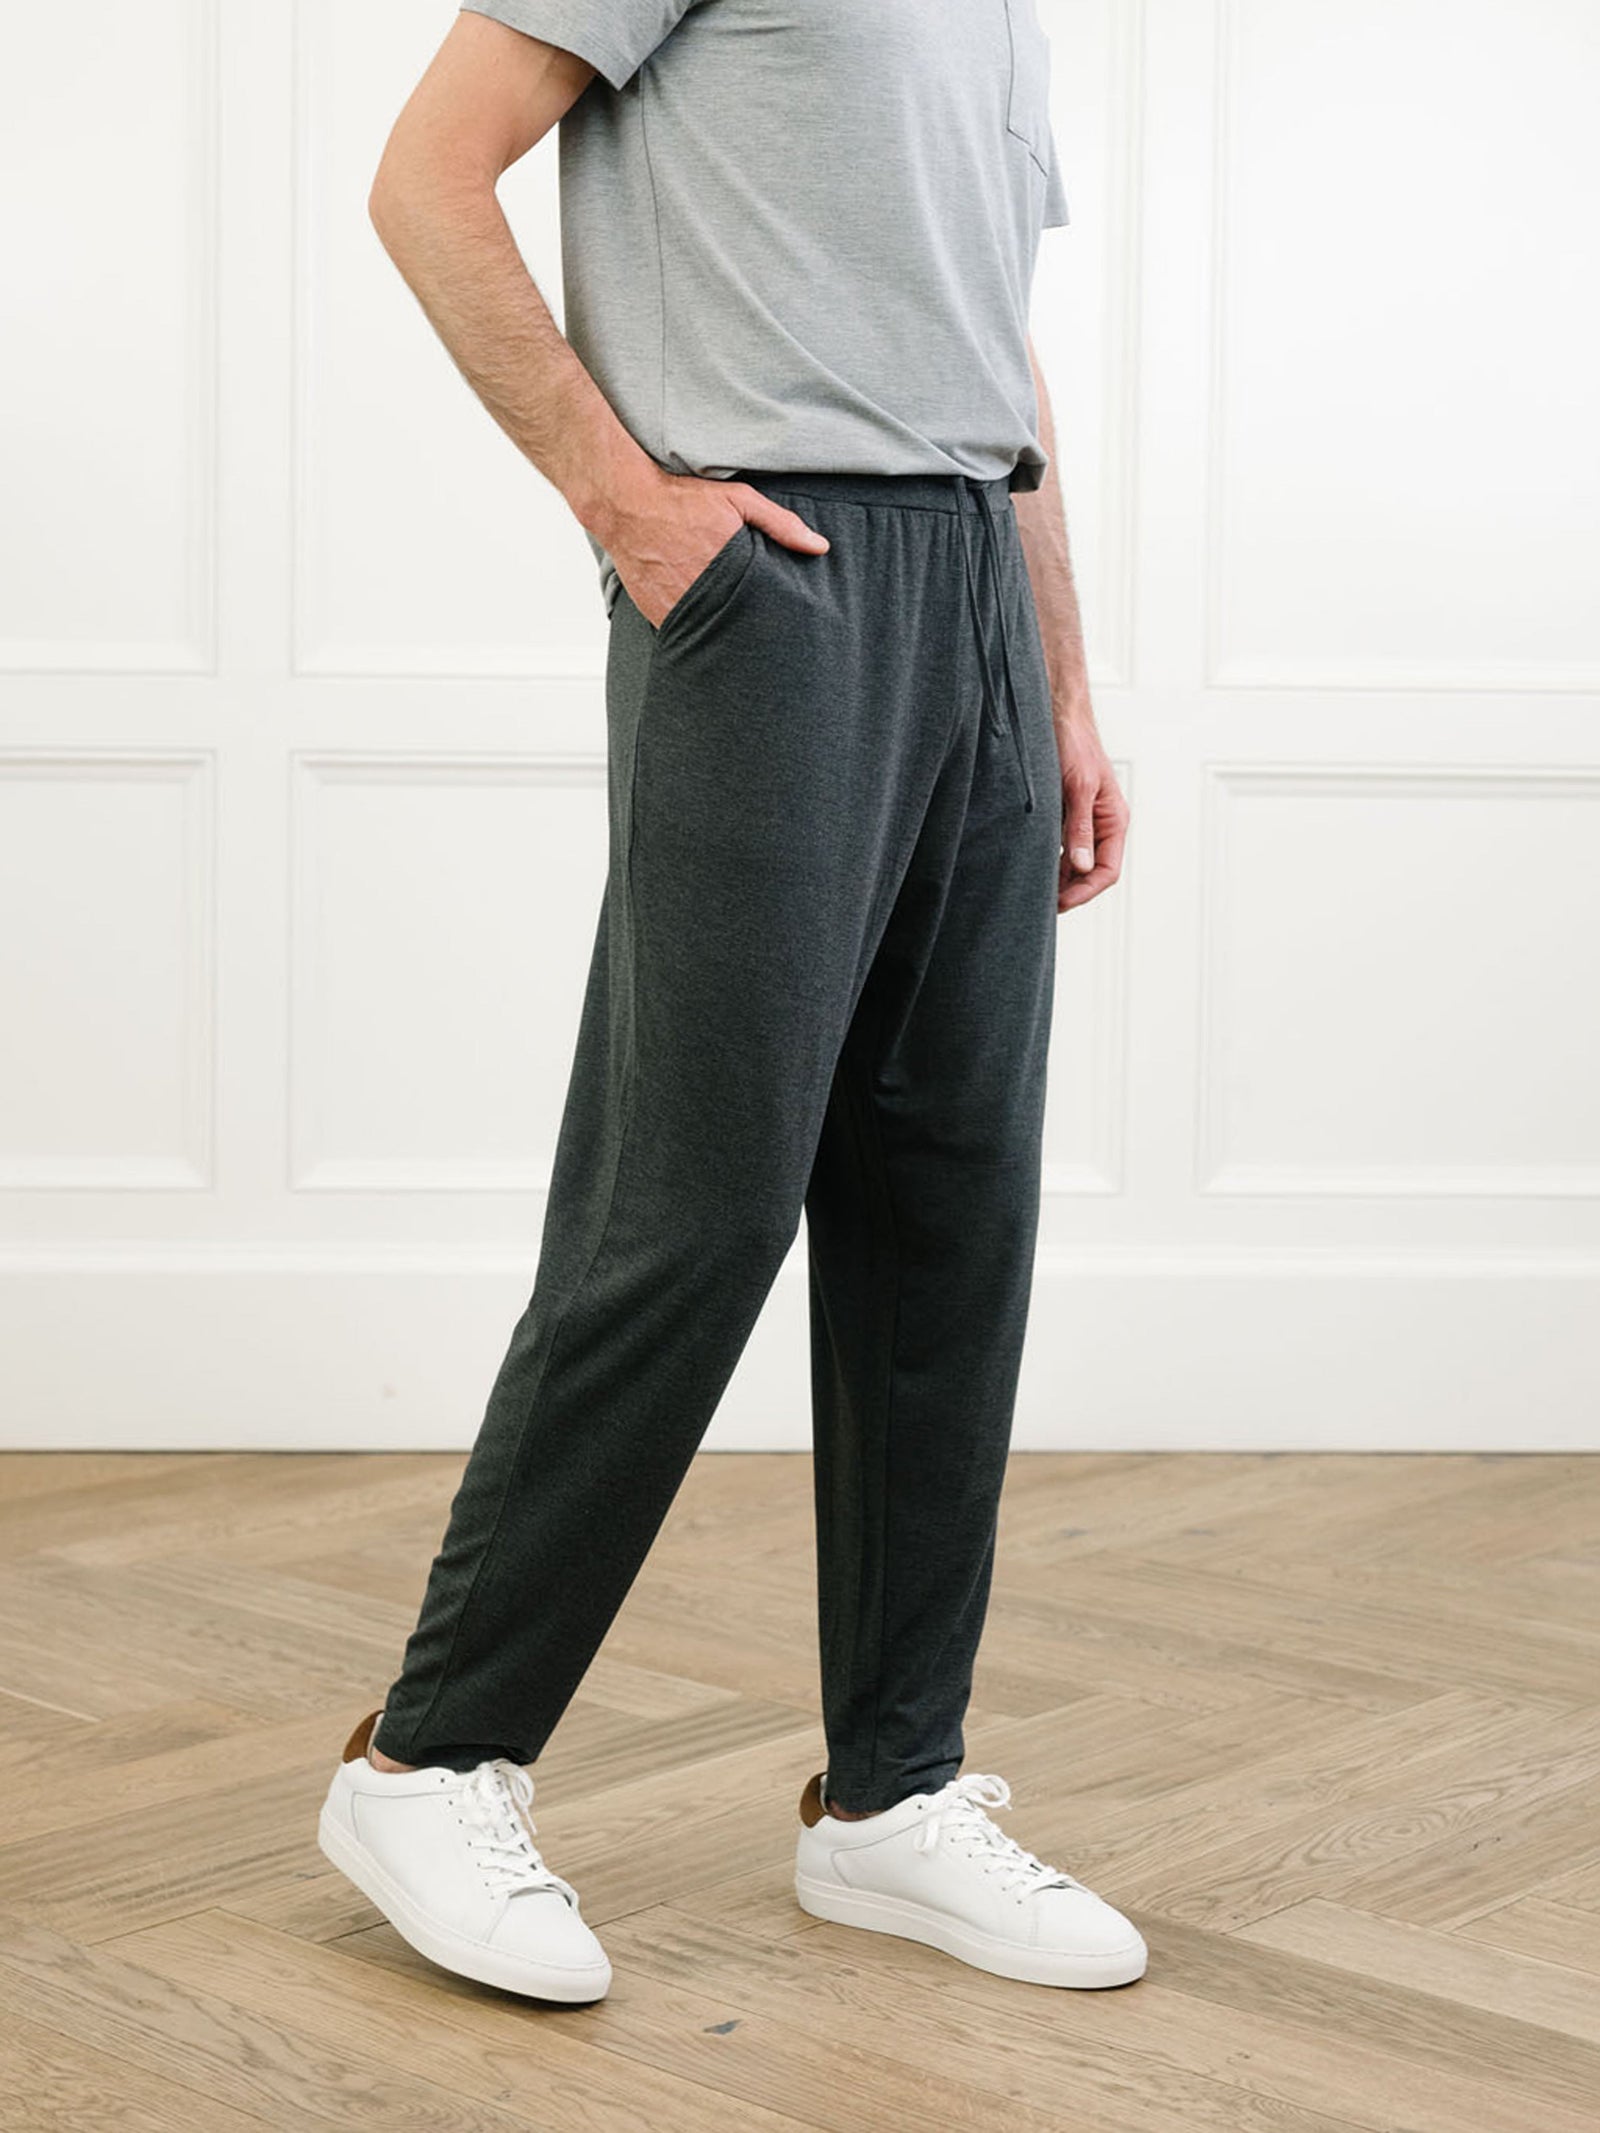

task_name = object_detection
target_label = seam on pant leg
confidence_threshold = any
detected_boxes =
[855,991,904,1797]
[392,629,658,1761]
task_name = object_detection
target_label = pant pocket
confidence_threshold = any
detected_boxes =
[654,520,761,645]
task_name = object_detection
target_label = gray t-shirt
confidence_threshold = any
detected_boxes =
[461,0,1071,615]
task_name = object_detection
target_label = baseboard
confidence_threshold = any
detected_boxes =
[0,1244,1595,1450]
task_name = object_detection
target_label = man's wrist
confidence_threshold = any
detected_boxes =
[556,425,659,547]
[1050,676,1097,735]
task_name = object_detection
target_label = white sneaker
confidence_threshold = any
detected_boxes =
[794,1768,1147,1988]
[317,1709,611,2002]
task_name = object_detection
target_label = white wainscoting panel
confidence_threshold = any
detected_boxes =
[1207,0,1600,690]
[290,752,607,1190]
[1198,767,1600,1195]
[0,753,213,1190]
[0,0,216,673]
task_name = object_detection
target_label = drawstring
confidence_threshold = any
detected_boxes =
[954,474,1036,814]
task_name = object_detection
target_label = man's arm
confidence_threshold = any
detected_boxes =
[366,11,826,628]
[1014,334,1129,912]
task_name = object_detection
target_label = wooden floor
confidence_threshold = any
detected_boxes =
[1,1449,1598,2130]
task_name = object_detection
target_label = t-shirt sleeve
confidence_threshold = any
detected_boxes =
[1042,124,1070,228]
[457,0,698,92]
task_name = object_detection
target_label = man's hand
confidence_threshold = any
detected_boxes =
[595,470,830,631]
[1056,716,1128,912]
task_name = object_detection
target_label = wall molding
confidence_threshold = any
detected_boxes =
[0,749,215,1190]
[288,747,605,1191]
[1200,0,1600,696]
[2,1238,1595,1449]
[1195,761,1600,1196]
[0,0,218,676]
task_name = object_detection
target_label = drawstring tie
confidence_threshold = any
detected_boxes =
[954,474,1036,814]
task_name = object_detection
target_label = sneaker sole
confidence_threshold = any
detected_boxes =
[794,1869,1147,1989]
[317,1802,612,2003]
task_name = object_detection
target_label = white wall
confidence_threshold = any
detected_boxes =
[2,0,1597,1449]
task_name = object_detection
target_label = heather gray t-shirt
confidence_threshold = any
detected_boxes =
[461,0,1071,616]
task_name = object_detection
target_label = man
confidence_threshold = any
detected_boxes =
[318,0,1136,2005]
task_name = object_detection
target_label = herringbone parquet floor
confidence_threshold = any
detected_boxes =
[2,1448,1598,2130]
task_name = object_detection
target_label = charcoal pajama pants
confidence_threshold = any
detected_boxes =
[372,467,1062,1813]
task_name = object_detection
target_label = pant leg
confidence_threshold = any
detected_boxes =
[806,495,1062,1813]
[372,486,967,1772]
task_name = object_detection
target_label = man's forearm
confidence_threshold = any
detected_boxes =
[1014,336,1094,729]
[368,165,649,541]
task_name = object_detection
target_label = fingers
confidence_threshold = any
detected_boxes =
[737,489,830,555]
[1056,779,1129,913]
[1095,817,1128,883]
[1058,861,1117,912]
[1064,795,1095,876]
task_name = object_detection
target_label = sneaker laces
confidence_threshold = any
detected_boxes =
[457,1759,578,1906]
[911,1772,1088,1897]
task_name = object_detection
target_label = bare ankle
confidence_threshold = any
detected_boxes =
[369,1744,417,1773]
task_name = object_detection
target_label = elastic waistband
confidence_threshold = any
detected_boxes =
[727,467,1015,516]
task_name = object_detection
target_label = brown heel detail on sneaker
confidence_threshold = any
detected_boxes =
[342,1709,382,1763]
[799,1771,827,1827]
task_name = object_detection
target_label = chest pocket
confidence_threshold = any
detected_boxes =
[1002,0,1054,178]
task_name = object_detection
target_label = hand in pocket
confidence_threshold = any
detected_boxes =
[609,472,830,631]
